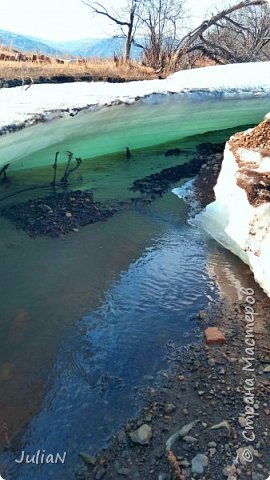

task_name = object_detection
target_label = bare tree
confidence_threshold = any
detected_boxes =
[199,3,270,64]
[82,0,141,63]
[136,0,187,71]
[172,0,268,68]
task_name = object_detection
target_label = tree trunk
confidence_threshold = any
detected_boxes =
[125,7,135,64]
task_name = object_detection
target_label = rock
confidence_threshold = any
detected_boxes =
[95,467,106,480]
[179,459,190,468]
[236,446,259,465]
[182,408,189,415]
[210,420,230,432]
[158,474,169,480]
[117,430,127,444]
[238,416,247,427]
[252,473,264,480]
[205,327,226,344]
[65,212,72,218]
[78,452,95,466]
[129,424,152,445]
[191,454,209,475]
[144,413,152,422]
[263,364,270,373]
[166,420,199,451]
[183,435,197,444]
[164,403,176,414]
[117,467,131,476]
[223,465,232,477]
[199,310,207,320]
[208,358,216,367]
[208,442,217,448]
[209,448,216,456]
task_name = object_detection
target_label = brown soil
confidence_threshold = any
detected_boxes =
[230,120,270,153]
[228,119,270,207]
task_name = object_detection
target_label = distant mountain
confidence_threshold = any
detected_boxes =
[46,37,142,58]
[0,28,142,59]
[0,29,62,55]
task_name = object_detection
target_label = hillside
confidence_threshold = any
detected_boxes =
[0,29,62,55]
[0,28,142,59]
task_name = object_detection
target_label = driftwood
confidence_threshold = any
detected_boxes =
[61,151,82,185]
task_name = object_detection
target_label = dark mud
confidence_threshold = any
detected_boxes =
[131,143,225,201]
[0,74,157,90]
[1,190,116,237]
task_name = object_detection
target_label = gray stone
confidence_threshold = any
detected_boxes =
[158,474,169,480]
[117,430,127,444]
[252,473,264,480]
[95,467,106,480]
[117,467,131,476]
[129,424,152,445]
[164,403,176,414]
[222,465,232,477]
[191,454,209,475]
[208,441,217,448]
[179,459,190,468]
[238,416,247,428]
[183,435,197,444]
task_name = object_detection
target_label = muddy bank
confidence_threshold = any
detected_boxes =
[0,74,161,90]
[131,143,225,201]
[76,291,270,480]
[1,190,116,237]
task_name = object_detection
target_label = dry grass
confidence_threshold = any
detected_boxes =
[0,56,160,84]
[0,45,215,85]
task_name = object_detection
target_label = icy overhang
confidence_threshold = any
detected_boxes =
[1,62,270,170]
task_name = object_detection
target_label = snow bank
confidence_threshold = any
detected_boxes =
[195,116,270,297]
[1,62,270,170]
[0,62,270,132]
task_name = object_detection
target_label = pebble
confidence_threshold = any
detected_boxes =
[208,442,217,448]
[95,467,106,480]
[183,435,197,444]
[164,403,176,414]
[182,408,189,415]
[158,474,169,480]
[179,459,190,468]
[238,416,247,427]
[129,424,152,445]
[223,465,232,477]
[191,454,209,474]
[252,473,264,480]
[117,467,131,476]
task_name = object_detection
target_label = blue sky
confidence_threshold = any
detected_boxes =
[0,0,246,41]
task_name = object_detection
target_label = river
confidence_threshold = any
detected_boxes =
[0,96,269,479]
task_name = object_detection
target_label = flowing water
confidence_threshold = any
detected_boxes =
[0,96,270,479]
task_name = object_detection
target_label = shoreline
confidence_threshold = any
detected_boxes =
[75,159,270,480]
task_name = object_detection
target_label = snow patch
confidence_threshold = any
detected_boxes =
[195,122,270,297]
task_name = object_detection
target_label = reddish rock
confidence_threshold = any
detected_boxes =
[205,327,226,344]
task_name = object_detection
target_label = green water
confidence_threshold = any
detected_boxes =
[1,95,269,170]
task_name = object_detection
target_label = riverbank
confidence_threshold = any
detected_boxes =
[80,295,270,480]
[76,159,270,480]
